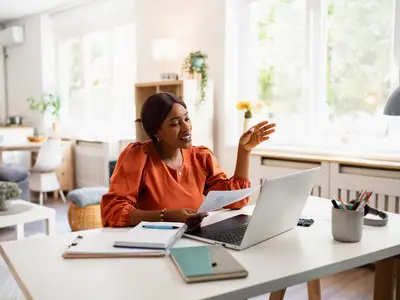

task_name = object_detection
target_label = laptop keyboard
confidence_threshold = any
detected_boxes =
[202,224,248,246]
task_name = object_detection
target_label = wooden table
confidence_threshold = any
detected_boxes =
[0,142,42,164]
[0,140,76,200]
[0,200,56,240]
[0,197,399,300]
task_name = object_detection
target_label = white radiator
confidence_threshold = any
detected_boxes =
[330,162,400,214]
[249,155,400,213]
[74,140,120,188]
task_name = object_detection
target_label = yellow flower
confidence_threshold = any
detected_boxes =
[236,101,251,111]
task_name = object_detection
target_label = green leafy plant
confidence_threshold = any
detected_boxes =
[0,182,21,211]
[27,93,61,119]
[181,51,209,106]
[0,182,21,200]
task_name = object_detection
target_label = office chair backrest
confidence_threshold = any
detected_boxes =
[32,138,63,172]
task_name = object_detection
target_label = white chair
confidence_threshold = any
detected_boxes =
[29,137,66,205]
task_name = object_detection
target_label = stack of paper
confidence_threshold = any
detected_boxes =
[197,185,260,213]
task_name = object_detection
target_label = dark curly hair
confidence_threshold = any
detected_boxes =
[135,92,187,144]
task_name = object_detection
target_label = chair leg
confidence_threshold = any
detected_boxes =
[39,192,44,206]
[59,190,67,203]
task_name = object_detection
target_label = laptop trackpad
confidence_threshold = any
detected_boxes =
[186,214,251,245]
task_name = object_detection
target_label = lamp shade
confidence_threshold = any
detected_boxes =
[152,38,178,61]
[384,86,400,116]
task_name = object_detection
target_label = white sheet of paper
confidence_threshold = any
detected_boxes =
[197,185,260,213]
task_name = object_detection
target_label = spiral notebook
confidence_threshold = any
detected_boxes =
[113,221,187,250]
[62,232,167,259]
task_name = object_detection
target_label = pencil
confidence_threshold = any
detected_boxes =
[338,196,347,211]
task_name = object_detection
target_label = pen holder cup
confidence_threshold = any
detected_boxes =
[331,208,364,243]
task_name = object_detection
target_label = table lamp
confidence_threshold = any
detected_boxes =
[152,38,179,81]
[383,86,400,115]
[383,86,400,139]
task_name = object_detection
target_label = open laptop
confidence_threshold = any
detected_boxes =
[184,167,320,250]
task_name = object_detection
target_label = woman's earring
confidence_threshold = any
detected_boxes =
[155,136,161,142]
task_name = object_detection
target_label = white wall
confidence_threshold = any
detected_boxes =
[5,16,45,132]
[2,0,246,175]
[135,0,246,173]
[41,15,56,93]
[0,45,5,123]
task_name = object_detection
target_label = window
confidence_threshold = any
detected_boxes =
[251,0,308,142]
[249,0,398,153]
[57,23,136,139]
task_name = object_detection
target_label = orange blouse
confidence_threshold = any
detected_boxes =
[101,141,251,227]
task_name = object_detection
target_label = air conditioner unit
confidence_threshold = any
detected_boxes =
[0,26,24,46]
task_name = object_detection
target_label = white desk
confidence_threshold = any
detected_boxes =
[0,197,399,300]
[0,200,56,240]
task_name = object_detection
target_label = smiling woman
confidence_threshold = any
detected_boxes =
[100,92,276,228]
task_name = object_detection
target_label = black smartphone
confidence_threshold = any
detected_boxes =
[297,218,314,227]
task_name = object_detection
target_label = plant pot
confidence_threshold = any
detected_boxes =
[191,57,205,71]
[0,191,8,212]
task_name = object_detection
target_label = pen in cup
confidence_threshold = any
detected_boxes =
[338,196,347,211]
[331,199,340,210]
[332,190,373,212]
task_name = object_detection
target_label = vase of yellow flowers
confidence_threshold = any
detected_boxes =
[236,101,264,132]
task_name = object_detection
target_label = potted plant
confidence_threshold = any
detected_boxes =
[236,101,264,132]
[0,182,21,211]
[27,93,61,131]
[181,51,209,106]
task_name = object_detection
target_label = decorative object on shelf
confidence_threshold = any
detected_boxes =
[6,115,23,126]
[152,38,179,81]
[27,93,61,132]
[236,101,264,132]
[0,182,21,211]
[27,135,46,143]
[181,51,209,106]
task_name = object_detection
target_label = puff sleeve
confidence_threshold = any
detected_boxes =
[196,147,250,209]
[100,142,148,227]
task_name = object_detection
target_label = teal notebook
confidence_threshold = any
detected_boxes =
[169,245,248,283]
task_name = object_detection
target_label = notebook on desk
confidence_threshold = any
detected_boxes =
[62,232,167,259]
[113,221,187,250]
[169,245,248,283]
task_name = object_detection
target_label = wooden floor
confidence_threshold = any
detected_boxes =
[0,198,376,300]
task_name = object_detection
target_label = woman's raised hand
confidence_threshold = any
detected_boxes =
[239,121,276,152]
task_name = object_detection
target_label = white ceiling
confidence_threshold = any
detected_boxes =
[0,0,91,23]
